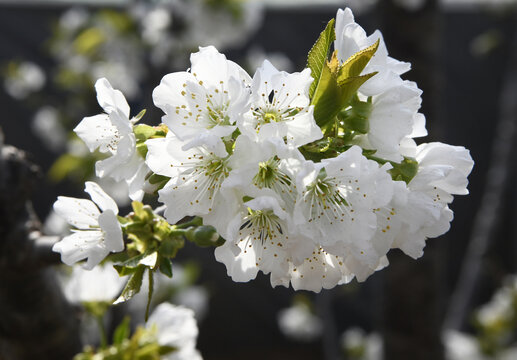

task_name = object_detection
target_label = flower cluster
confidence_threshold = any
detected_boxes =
[52,7,473,293]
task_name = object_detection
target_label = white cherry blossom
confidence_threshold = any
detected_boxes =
[215,195,314,286]
[145,132,238,230]
[392,142,474,258]
[52,181,124,270]
[146,303,203,360]
[74,77,148,200]
[239,60,322,152]
[153,46,251,157]
[294,146,394,268]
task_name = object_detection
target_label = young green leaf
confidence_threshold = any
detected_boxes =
[338,39,380,81]
[113,265,146,304]
[311,59,377,128]
[159,255,173,278]
[337,72,378,111]
[311,62,341,127]
[307,18,336,99]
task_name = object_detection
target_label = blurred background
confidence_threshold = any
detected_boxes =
[1,0,517,359]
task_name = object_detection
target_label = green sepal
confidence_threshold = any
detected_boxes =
[133,124,155,141]
[136,142,148,158]
[113,265,146,305]
[242,195,254,203]
[148,174,169,185]
[112,316,131,345]
[389,157,419,184]
[307,18,336,99]
[133,109,147,122]
[158,255,173,278]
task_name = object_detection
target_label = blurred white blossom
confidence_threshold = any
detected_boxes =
[4,61,46,100]
[278,302,322,341]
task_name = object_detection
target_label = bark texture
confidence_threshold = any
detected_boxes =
[0,134,82,360]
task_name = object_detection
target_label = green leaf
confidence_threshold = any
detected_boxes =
[159,256,173,278]
[336,72,378,113]
[307,18,336,99]
[337,39,380,81]
[112,316,131,345]
[311,62,341,127]
[312,60,376,128]
[114,253,147,275]
[114,265,146,305]
[145,270,154,322]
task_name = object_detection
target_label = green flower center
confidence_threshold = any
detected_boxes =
[253,158,291,190]
[263,111,280,123]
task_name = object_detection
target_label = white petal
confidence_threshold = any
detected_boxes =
[284,107,322,147]
[52,230,108,268]
[74,114,116,153]
[127,160,149,201]
[95,77,130,119]
[146,303,199,348]
[98,209,124,253]
[53,196,100,229]
[95,135,136,179]
[152,72,193,116]
[146,134,199,179]
[84,181,118,214]
[191,46,232,87]
[214,241,259,282]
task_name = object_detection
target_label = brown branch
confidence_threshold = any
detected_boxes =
[0,131,82,360]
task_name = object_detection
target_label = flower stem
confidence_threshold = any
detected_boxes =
[95,314,108,349]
